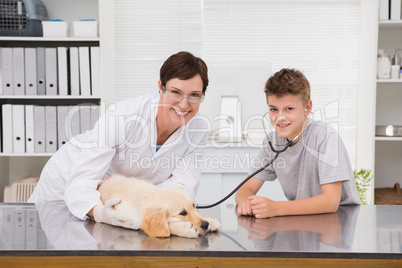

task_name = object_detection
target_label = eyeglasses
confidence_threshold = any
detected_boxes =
[162,85,204,104]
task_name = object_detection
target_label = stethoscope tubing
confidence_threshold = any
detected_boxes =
[196,140,293,209]
[196,114,312,210]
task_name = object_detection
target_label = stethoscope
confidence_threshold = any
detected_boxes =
[196,110,312,209]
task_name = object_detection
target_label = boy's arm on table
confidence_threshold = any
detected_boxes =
[235,177,264,216]
[248,181,342,218]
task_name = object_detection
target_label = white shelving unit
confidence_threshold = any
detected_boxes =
[0,96,100,99]
[377,79,402,83]
[375,19,402,190]
[0,0,104,201]
[379,20,402,28]
[375,137,402,141]
[0,37,100,42]
[0,153,53,157]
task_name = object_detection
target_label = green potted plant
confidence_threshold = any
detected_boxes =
[354,169,373,205]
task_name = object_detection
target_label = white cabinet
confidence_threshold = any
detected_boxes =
[0,0,103,201]
[375,21,402,190]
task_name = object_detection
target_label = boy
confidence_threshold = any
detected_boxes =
[235,68,360,218]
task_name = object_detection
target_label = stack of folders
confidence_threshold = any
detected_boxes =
[1,104,99,154]
[0,46,100,96]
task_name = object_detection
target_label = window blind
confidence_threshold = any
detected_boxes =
[113,0,360,167]
[114,0,202,99]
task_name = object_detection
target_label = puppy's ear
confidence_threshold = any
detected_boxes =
[141,208,170,237]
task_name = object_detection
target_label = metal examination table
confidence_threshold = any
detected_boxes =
[0,202,401,267]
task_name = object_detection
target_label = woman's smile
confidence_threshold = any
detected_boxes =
[173,108,191,117]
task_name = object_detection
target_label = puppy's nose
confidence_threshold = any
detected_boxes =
[201,221,209,230]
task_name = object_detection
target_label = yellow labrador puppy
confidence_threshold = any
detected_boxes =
[97,174,221,238]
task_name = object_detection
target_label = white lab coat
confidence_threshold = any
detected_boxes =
[29,94,208,220]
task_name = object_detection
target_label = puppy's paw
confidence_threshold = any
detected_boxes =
[206,217,221,232]
[169,222,199,238]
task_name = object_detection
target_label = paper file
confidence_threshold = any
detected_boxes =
[79,47,91,96]
[2,104,13,153]
[12,48,25,95]
[36,47,46,95]
[45,106,57,153]
[80,105,91,134]
[25,48,38,95]
[57,47,68,96]
[34,106,46,153]
[45,48,57,95]
[57,106,68,149]
[69,47,80,96]
[90,46,101,97]
[2,48,14,95]
[12,105,25,153]
[25,105,35,153]
[0,48,2,94]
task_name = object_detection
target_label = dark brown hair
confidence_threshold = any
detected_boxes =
[160,51,209,94]
[264,68,310,104]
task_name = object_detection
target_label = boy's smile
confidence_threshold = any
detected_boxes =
[267,94,312,144]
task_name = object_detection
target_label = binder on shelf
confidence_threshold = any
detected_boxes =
[45,48,58,95]
[390,0,402,20]
[0,48,2,95]
[57,106,68,149]
[25,105,35,153]
[2,48,14,95]
[33,105,46,153]
[12,104,26,153]
[45,106,57,153]
[2,104,13,153]
[0,104,1,152]
[57,47,68,96]
[69,47,80,96]
[379,0,390,21]
[90,46,101,97]
[25,48,38,95]
[69,105,81,139]
[90,105,100,129]
[12,47,25,95]
[79,47,91,96]
[36,47,46,95]
[80,105,91,134]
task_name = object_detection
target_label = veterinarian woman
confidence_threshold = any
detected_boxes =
[29,51,209,226]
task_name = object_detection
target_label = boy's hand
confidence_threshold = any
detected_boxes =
[249,195,277,218]
[237,215,279,240]
[236,199,253,216]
